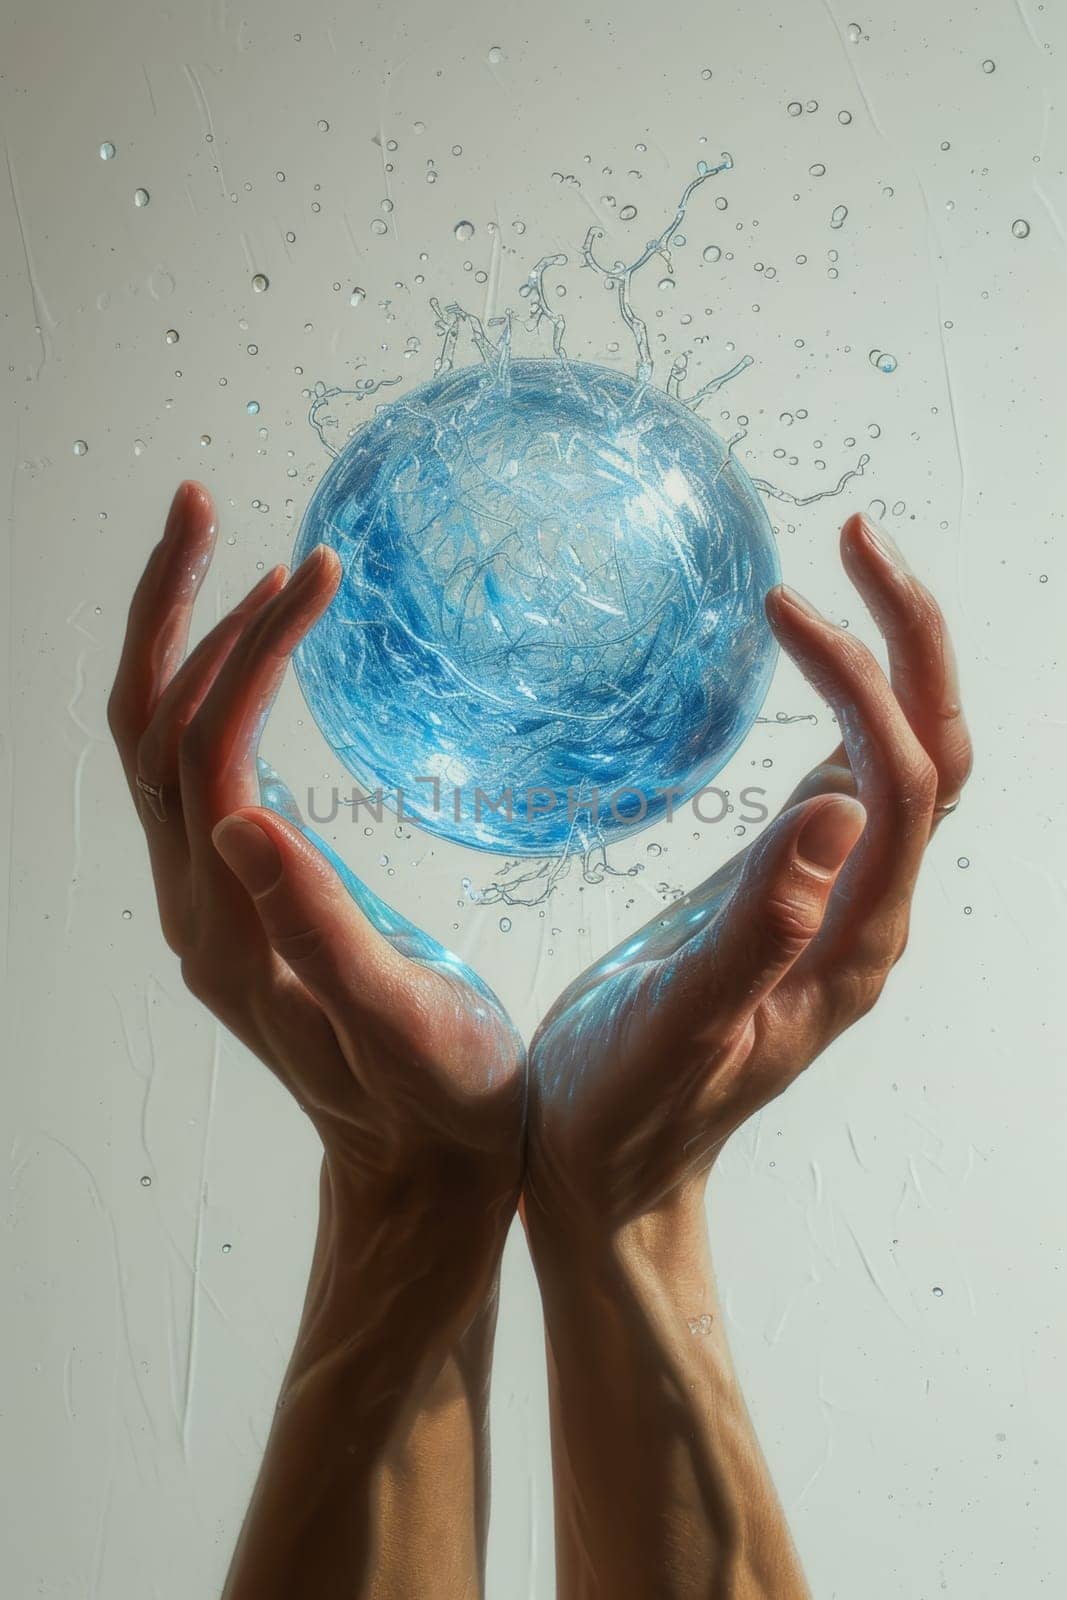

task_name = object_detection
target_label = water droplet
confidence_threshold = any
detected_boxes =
[957,856,970,869]
[252,273,269,293]
[73,439,88,456]
[487,45,504,65]
[847,21,862,42]
[787,101,803,117]
[830,204,848,228]
[133,188,150,207]
[246,400,260,414]
[164,328,179,345]
[453,219,475,241]
[982,58,996,73]
[1012,217,1030,238]
[317,119,330,132]
[99,141,116,161]
[499,916,512,932]
[838,109,853,124]
[619,204,637,221]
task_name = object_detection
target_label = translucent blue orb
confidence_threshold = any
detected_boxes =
[293,358,779,855]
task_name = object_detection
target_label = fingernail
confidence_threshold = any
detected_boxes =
[238,565,288,611]
[289,545,330,591]
[862,516,912,573]
[796,797,866,872]
[164,481,192,536]
[213,815,282,895]
[775,584,824,622]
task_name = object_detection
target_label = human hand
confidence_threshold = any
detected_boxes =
[524,512,972,1241]
[107,482,524,1271]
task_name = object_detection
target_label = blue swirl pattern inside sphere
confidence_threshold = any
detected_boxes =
[293,358,779,854]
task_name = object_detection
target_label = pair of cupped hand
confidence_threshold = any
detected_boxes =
[108,482,971,1259]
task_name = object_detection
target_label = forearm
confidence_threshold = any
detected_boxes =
[224,1154,510,1600]
[527,1198,809,1600]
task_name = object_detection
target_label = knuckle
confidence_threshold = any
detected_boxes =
[272,922,325,968]
[942,727,974,795]
[106,693,133,746]
[763,892,823,958]
[179,951,215,1003]
[887,752,938,817]
[177,715,210,766]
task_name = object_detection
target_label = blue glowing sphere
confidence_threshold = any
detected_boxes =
[293,358,779,855]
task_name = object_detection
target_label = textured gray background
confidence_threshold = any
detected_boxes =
[2,1,1065,1594]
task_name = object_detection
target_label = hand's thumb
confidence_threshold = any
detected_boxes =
[709,793,867,1017]
[212,807,397,1015]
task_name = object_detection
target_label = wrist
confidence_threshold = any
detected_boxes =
[523,1173,710,1287]
[312,1150,514,1339]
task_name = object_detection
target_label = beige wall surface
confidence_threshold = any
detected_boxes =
[2,1,1065,1594]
